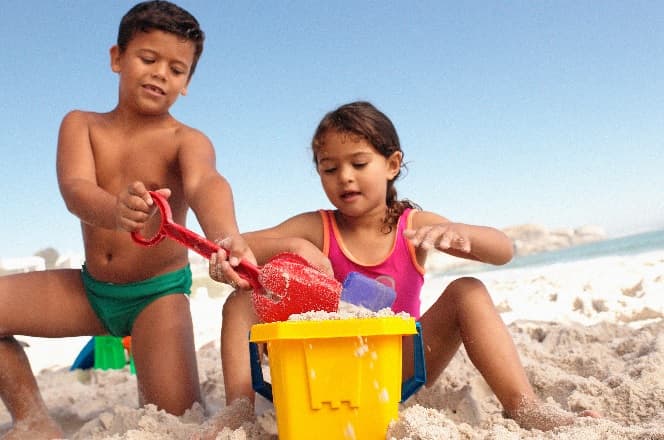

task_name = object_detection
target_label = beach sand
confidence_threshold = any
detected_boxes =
[1,250,662,439]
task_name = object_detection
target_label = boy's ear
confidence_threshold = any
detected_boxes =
[110,45,121,73]
[387,151,403,179]
[180,76,193,96]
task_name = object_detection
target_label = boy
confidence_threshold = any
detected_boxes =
[0,1,254,438]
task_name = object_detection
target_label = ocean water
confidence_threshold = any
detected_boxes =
[441,227,664,276]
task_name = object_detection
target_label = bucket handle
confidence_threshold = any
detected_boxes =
[401,322,426,402]
[250,341,273,401]
[249,322,426,403]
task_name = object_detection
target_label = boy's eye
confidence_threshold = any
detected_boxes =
[322,167,337,174]
[171,67,185,75]
[140,56,155,64]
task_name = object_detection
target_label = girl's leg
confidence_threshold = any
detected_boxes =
[193,290,258,440]
[0,269,106,439]
[408,276,598,430]
[420,277,536,411]
[130,293,201,416]
[220,290,259,406]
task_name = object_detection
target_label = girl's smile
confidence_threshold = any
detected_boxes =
[340,190,362,203]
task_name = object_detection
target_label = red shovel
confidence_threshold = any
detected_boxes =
[131,191,341,322]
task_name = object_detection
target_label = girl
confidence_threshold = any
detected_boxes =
[207,101,598,434]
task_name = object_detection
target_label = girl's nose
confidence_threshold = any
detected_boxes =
[338,164,354,182]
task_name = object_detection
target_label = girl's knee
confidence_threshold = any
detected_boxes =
[438,277,496,313]
[221,290,253,320]
[446,277,489,298]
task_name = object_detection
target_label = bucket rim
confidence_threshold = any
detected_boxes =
[250,316,416,342]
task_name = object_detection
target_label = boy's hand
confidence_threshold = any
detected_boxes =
[115,182,171,232]
[209,234,256,290]
[404,223,472,254]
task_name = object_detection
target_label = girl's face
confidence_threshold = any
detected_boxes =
[316,130,401,217]
[110,30,194,116]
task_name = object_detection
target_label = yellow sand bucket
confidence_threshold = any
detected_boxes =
[249,316,426,440]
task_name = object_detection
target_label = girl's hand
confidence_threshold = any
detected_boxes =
[115,182,172,232]
[285,238,334,277]
[404,222,472,254]
[209,234,256,290]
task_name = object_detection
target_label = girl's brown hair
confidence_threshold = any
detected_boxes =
[312,101,420,232]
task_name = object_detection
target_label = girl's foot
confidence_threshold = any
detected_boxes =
[190,398,255,440]
[508,399,601,431]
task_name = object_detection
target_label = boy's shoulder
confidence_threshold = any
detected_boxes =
[61,110,208,139]
[62,109,105,122]
[170,118,212,148]
[59,109,109,133]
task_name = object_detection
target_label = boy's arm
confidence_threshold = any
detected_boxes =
[177,128,253,262]
[57,111,155,232]
[407,210,514,266]
[56,111,120,229]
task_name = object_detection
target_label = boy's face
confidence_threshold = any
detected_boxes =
[110,30,196,115]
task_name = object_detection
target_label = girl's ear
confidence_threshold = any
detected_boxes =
[110,45,121,73]
[387,151,403,179]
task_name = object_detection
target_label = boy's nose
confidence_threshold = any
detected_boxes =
[151,62,167,80]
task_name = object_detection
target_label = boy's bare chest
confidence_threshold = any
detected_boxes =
[90,126,181,187]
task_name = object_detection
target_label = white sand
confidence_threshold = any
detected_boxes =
[1,251,663,439]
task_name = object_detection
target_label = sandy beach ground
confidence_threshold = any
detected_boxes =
[1,250,662,439]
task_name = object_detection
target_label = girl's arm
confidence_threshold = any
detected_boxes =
[242,212,333,274]
[407,210,513,266]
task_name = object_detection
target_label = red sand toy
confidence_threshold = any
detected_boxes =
[131,191,341,322]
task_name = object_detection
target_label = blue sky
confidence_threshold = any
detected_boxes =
[1,1,663,258]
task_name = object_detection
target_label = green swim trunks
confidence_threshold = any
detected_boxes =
[82,264,192,337]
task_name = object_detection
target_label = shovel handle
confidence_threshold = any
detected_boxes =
[131,191,261,285]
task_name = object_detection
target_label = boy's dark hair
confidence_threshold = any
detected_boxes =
[312,101,420,232]
[117,0,205,79]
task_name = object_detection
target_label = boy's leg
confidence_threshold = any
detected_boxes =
[0,269,106,439]
[130,293,201,416]
[0,336,62,440]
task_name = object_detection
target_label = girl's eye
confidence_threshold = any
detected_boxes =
[353,162,367,169]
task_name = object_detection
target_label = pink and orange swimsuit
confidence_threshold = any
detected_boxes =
[319,209,425,319]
